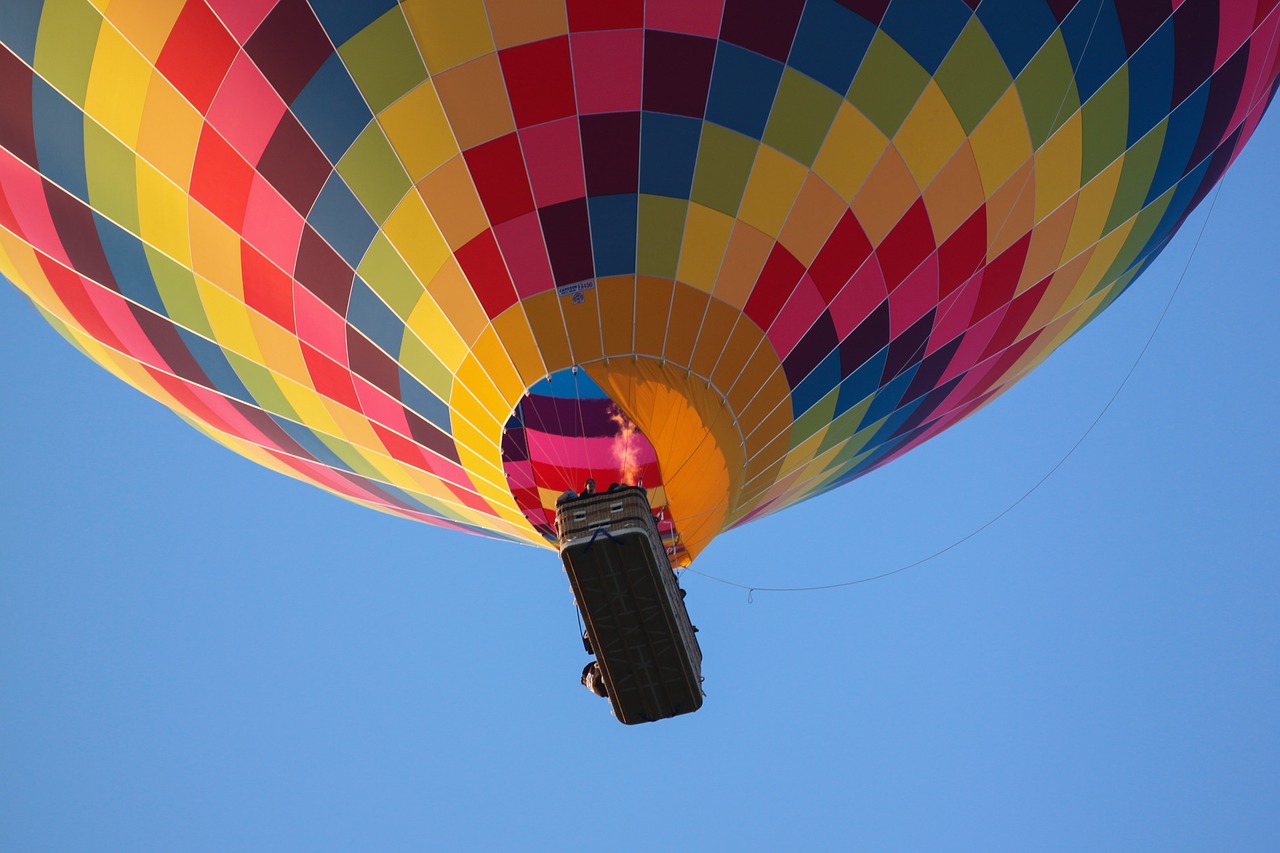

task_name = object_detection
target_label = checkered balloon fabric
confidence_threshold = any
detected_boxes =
[1,0,1276,562]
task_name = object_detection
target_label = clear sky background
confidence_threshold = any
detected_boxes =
[2,113,1277,853]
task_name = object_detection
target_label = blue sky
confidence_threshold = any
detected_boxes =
[3,113,1278,852]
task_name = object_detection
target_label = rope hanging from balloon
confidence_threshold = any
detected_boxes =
[683,175,1227,601]
[683,3,1280,600]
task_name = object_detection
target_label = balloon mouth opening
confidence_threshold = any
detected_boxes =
[500,367,686,560]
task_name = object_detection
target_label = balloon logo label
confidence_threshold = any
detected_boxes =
[557,279,596,304]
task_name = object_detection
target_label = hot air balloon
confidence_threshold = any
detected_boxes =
[1,2,1277,568]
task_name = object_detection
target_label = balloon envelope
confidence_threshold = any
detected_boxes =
[1,0,1277,562]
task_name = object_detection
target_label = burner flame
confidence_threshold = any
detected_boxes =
[607,404,644,486]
